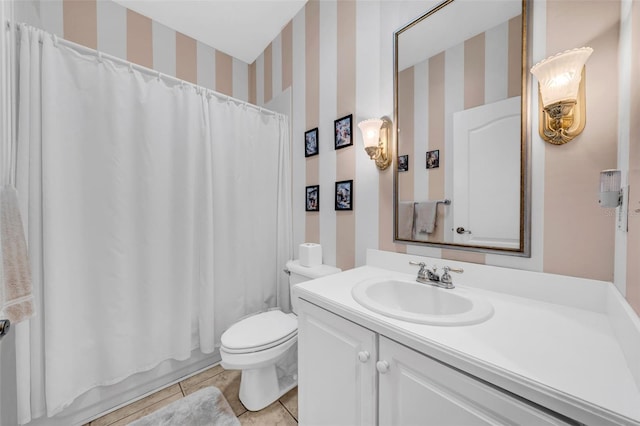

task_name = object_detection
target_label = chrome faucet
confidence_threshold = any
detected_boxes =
[409,261,463,289]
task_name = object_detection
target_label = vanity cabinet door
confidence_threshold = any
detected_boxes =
[378,336,572,426]
[297,299,377,426]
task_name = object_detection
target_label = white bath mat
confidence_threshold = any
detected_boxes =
[128,386,240,426]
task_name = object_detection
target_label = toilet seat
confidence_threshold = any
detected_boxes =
[221,310,297,354]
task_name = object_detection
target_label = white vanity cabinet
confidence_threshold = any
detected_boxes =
[298,299,573,426]
[297,299,377,425]
[377,336,571,426]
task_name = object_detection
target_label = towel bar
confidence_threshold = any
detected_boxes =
[436,199,451,206]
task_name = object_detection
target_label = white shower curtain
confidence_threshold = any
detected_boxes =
[209,97,292,338]
[13,24,291,423]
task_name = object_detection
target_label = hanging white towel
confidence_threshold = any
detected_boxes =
[0,186,34,324]
[413,201,439,239]
[397,202,415,240]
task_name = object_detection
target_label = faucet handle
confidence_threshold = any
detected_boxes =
[409,261,427,273]
[443,266,463,274]
[440,266,463,287]
[409,261,429,280]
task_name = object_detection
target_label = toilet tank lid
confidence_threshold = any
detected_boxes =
[286,260,341,279]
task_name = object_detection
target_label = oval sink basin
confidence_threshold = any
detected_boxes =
[351,278,494,326]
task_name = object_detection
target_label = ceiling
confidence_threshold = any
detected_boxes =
[112,0,308,64]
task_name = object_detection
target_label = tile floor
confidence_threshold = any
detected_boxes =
[85,365,298,425]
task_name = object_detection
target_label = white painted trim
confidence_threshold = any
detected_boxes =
[614,0,632,296]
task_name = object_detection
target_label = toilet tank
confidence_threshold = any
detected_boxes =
[286,260,341,314]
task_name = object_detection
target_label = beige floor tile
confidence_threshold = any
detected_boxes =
[279,387,298,421]
[90,384,182,426]
[181,368,246,417]
[107,392,183,426]
[178,364,224,393]
[238,401,298,426]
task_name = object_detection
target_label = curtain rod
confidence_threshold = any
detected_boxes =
[5,21,281,118]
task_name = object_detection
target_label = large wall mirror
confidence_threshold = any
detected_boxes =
[393,0,530,256]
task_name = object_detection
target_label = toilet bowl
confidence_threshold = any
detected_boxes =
[220,260,340,411]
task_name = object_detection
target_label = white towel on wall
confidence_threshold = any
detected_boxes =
[413,201,438,239]
[397,202,415,240]
[0,185,34,324]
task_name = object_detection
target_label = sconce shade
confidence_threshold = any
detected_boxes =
[358,119,383,149]
[530,47,593,107]
[358,118,391,170]
[530,47,592,145]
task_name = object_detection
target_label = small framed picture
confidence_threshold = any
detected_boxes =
[305,185,319,212]
[398,155,409,172]
[335,180,353,211]
[426,149,440,169]
[334,114,353,150]
[305,128,319,157]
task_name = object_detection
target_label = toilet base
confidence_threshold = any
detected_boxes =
[238,343,298,411]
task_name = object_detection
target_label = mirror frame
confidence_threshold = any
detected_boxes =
[392,0,531,257]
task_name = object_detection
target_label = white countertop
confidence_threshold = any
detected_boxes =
[293,251,640,426]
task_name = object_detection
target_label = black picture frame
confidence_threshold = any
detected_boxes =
[305,128,319,157]
[334,114,353,150]
[398,154,409,172]
[426,149,440,169]
[335,180,353,211]
[305,185,319,212]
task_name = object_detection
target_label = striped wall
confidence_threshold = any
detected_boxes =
[251,0,638,313]
[15,0,249,99]
[13,0,638,314]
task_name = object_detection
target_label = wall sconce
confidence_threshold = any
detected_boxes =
[358,117,392,170]
[599,169,623,208]
[530,47,593,145]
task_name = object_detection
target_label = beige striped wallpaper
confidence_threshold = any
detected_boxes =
[249,0,638,314]
[17,0,249,100]
[13,0,639,315]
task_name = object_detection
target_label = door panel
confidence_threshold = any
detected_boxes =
[298,299,377,426]
[453,97,521,248]
[378,336,571,426]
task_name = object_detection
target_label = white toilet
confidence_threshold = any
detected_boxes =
[220,259,340,411]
